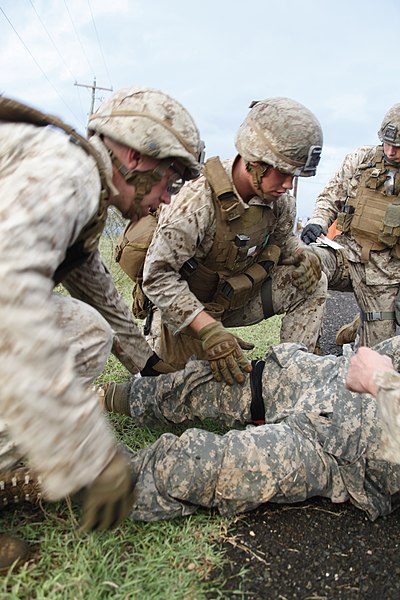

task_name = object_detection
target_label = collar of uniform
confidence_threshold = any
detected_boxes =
[89,134,119,197]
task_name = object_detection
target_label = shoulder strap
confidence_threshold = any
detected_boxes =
[203,156,244,221]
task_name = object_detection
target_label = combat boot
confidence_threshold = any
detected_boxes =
[0,467,42,574]
[0,534,29,574]
[335,314,360,346]
[95,382,130,415]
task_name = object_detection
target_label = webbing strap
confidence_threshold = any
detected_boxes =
[361,310,396,322]
[250,359,266,424]
[261,277,274,318]
[203,156,244,221]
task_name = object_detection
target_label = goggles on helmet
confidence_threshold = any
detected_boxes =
[166,163,185,195]
[379,123,400,147]
[300,145,322,176]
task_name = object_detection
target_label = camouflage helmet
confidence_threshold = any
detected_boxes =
[88,86,204,180]
[235,97,323,177]
[378,103,400,147]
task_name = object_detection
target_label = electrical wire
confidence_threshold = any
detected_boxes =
[28,0,87,125]
[62,0,95,76]
[87,0,113,90]
[0,5,84,126]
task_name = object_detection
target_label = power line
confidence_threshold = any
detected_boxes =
[28,0,76,82]
[28,0,86,125]
[0,6,83,126]
[62,0,95,76]
[87,0,113,90]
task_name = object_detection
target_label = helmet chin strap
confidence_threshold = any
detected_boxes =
[245,162,276,202]
[384,154,400,168]
[108,148,171,216]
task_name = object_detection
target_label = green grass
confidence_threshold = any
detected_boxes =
[0,232,281,599]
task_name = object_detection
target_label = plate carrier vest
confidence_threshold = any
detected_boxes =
[337,146,400,263]
[115,156,281,318]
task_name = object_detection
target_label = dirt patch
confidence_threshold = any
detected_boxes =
[210,498,400,599]
[208,292,400,599]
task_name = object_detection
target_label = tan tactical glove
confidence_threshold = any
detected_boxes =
[78,450,136,532]
[289,249,322,295]
[198,321,252,385]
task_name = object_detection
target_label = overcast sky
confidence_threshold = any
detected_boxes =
[1,0,399,219]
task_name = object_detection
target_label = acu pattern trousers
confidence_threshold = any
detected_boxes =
[124,338,400,523]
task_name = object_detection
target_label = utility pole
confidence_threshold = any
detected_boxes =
[74,77,113,119]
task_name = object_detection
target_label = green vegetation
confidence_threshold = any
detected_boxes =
[0,231,281,599]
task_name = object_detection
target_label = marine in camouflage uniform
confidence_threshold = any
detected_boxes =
[140,98,327,385]
[302,104,400,348]
[0,87,203,568]
[102,336,400,523]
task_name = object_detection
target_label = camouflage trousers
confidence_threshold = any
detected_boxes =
[146,264,328,370]
[0,293,112,474]
[125,337,400,523]
[314,245,399,347]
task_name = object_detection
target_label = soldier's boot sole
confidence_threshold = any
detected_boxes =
[335,314,360,346]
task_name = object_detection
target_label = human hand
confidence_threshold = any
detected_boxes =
[345,347,394,397]
[198,321,252,385]
[286,249,322,294]
[300,223,326,245]
[78,450,136,532]
[140,352,175,376]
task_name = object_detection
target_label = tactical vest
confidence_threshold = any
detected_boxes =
[182,156,280,309]
[0,96,110,283]
[115,212,159,318]
[337,146,400,262]
[115,156,281,317]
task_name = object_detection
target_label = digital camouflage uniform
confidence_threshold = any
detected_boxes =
[0,121,153,500]
[307,145,400,347]
[119,336,400,522]
[143,158,327,363]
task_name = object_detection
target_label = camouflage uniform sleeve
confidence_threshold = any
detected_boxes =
[0,123,117,499]
[307,146,376,229]
[268,192,304,259]
[143,177,216,333]
[62,250,152,373]
[372,370,400,463]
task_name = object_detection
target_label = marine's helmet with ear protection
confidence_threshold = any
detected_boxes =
[88,86,204,180]
[235,97,323,177]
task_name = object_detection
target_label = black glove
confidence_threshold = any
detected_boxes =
[140,352,174,376]
[300,223,326,245]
